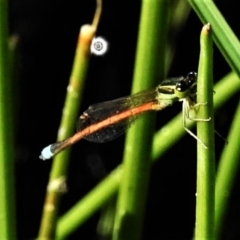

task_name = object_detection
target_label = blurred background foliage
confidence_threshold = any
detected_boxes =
[7,0,240,239]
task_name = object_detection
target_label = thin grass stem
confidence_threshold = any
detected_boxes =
[195,23,215,239]
[189,0,240,77]
[215,101,240,239]
[112,1,169,239]
[0,1,17,239]
[38,2,102,238]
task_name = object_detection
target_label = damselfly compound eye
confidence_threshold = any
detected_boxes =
[176,72,197,92]
[187,72,197,83]
[176,80,188,92]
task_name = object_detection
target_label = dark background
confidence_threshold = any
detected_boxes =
[8,0,240,239]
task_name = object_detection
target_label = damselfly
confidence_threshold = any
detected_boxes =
[40,72,205,160]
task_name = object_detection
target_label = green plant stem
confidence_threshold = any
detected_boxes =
[97,197,117,239]
[165,0,191,74]
[195,24,215,239]
[56,71,239,239]
[38,25,97,240]
[0,0,17,239]
[214,101,240,239]
[189,0,240,77]
[112,1,168,240]
[56,167,122,240]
